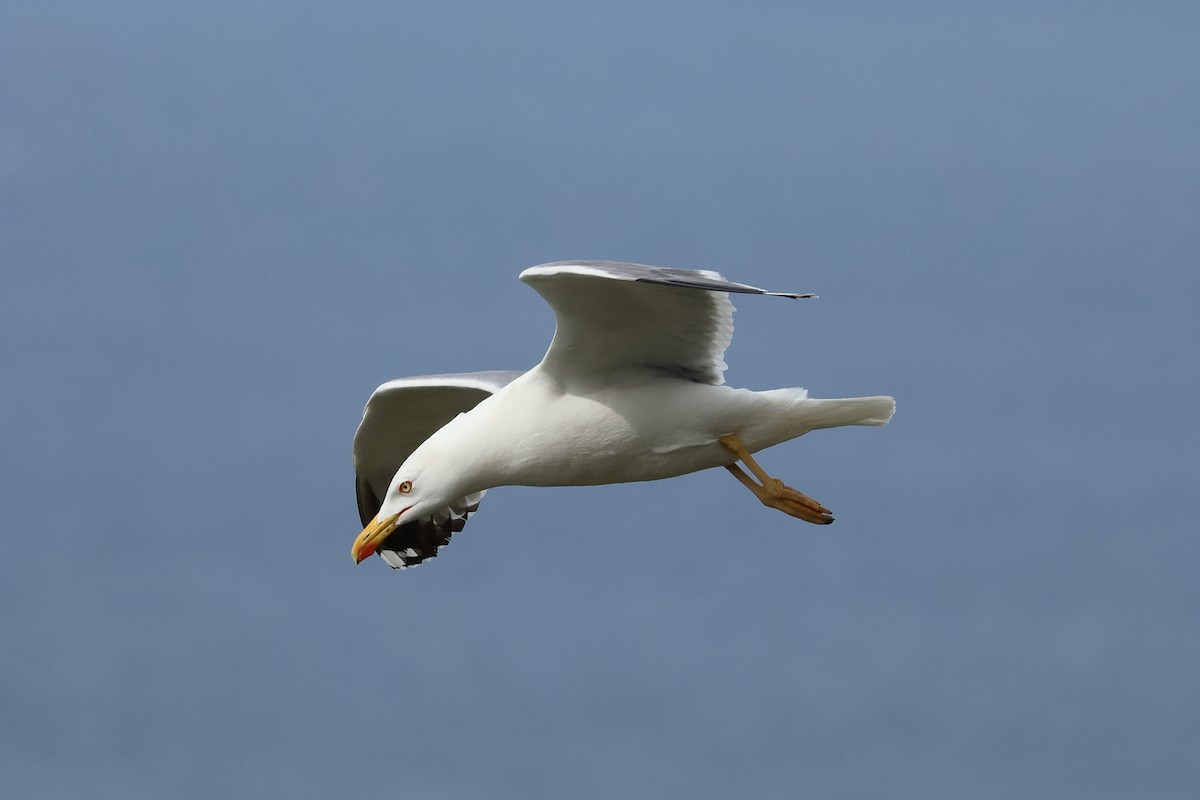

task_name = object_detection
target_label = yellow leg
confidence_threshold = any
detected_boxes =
[719,434,834,525]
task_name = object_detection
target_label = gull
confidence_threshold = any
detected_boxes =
[351,261,894,569]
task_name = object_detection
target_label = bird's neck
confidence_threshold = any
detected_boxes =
[419,410,507,495]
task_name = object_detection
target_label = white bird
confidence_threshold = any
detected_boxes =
[352,261,894,569]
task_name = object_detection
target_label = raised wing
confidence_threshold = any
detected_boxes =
[519,261,814,386]
[353,370,523,568]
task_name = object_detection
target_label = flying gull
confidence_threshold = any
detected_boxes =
[352,261,894,569]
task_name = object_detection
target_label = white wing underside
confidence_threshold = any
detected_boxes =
[520,261,814,386]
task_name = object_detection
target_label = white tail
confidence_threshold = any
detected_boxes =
[799,395,896,431]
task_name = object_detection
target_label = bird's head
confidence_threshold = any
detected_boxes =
[351,461,458,564]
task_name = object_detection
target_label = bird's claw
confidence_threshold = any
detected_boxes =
[760,481,834,525]
[721,433,835,525]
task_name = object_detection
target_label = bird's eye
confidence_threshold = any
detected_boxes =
[397,480,413,494]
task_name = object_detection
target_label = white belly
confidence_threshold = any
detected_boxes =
[468,373,802,487]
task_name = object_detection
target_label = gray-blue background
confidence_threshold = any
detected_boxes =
[3,2,1198,798]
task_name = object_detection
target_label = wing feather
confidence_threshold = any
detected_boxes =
[519,261,813,386]
[373,491,485,570]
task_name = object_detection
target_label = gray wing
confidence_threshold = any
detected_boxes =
[519,261,814,386]
[353,369,523,526]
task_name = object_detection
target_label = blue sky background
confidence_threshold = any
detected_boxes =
[3,2,1198,798]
